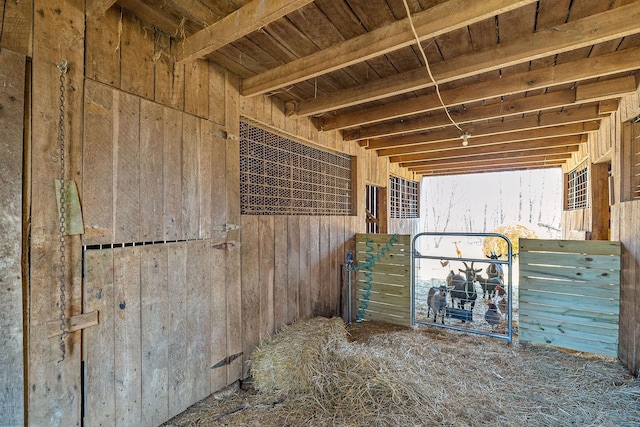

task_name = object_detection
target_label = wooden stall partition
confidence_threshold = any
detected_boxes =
[354,233,412,327]
[0,0,32,56]
[0,48,26,426]
[618,201,640,376]
[519,238,621,357]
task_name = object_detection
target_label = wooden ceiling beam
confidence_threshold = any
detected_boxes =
[240,0,536,96]
[364,107,602,150]
[87,0,117,18]
[176,0,316,64]
[390,135,582,163]
[411,158,568,174]
[408,152,572,173]
[405,149,575,169]
[320,46,640,131]
[377,122,596,157]
[418,164,563,177]
[295,2,640,117]
[348,93,603,142]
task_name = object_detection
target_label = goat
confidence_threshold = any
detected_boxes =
[449,262,480,312]
[427,285,448,324]
[477,252,505,299]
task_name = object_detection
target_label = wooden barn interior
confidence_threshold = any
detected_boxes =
[1,0,640,425]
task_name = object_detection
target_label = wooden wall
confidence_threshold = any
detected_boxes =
[2,1,420,424]
[560,88,640,375]
[0,48,26,426]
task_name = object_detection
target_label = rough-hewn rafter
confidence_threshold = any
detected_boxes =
[319,47,640,131]
[177,0,316,63]
[290,2,640,118]
[377,123,597,157]
[86,0,117,18]
[364,107,603,150]
[348,92,594,142]
[390,135,582,164]
[240,0,536,96]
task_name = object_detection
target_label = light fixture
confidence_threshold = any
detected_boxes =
[460,132,471,146]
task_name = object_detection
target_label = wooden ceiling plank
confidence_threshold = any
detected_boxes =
[297,2,640,117]
[320,46,640,131]
[177,0,316,63]
[390,135,582,163]
[240,0,537,96]
[376,122,598,156]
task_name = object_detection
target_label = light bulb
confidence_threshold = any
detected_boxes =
[460,132,470,146]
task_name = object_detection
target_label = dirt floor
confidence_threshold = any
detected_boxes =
[162,319,639,427]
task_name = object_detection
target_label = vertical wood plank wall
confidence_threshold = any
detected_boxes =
[0,48,26,426]
[561,88,640,375]
[2,2,418,425]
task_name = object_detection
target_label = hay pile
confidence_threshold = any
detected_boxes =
[250,317,432,425]
[163,318,640,427]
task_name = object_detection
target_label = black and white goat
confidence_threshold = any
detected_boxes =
[449,262,480,312]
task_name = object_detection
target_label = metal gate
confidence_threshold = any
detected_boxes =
[412,232,514,342]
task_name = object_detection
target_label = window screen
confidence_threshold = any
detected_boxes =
[239,121,353,215]
[389,176,419,219]
[566,162,588,210]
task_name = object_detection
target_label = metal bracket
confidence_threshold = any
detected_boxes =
[212,352,243,369]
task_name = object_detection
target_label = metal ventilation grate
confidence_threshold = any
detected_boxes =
[240,121,353,215]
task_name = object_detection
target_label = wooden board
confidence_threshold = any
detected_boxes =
[519,238,621,357]
[0,48,25,426]
[139,100,165,241]
[140,244,169,425]
[354,234,412,327]
[259,216,276,338]
[29,1,85,424]
[113,247,142,426]
[83,250,116,427]
[167,243,188,416]
[287,216,301,323]
[83,80,114,244]
[241,216,260,378]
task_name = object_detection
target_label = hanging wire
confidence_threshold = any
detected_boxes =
[401,0,465,135]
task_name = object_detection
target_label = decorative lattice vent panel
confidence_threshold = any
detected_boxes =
[240,121,353,215]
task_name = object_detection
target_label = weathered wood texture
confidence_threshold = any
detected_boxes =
[81,72,240,423]
[0,0,32,56]
[519,239,621,357]
[83,242,226,427]
[0,48,26,427]
[85,5,225,123]
[82,80,230,245]
[353,234,412,327]
[29,1,85,425]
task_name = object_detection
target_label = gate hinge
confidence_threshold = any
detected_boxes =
[212,352,243,369]
[212,224,240,232]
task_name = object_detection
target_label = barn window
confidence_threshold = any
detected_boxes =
[565,161,589,210]
[239,120,353,215]
[622,115,640,201]
[389,176,419,219]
